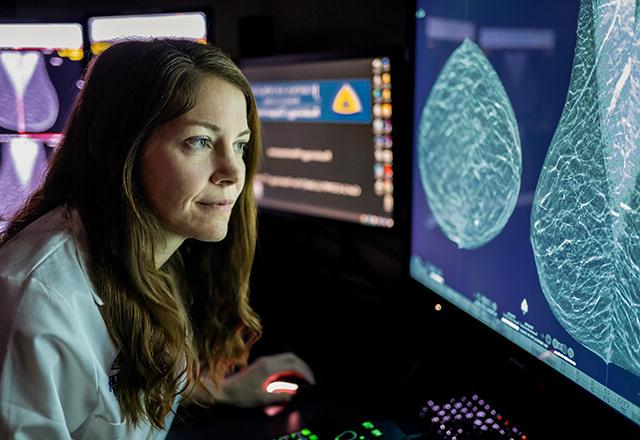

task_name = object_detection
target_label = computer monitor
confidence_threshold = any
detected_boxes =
[410,0,639,434]
[242,53,399,228]
[87,11,208,55]
[0,22,84,227]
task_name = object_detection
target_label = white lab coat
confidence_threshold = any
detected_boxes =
[0,206,180,439]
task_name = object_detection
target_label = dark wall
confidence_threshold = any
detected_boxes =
[5,0,409,58]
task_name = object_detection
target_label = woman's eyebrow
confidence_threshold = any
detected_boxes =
[184,120,251,138]
[184,120,221,132]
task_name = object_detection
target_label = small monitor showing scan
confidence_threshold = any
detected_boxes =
[0,22,84,227]
[242,54,396,228]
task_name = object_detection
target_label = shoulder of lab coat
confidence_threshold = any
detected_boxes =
[0,207,177,439]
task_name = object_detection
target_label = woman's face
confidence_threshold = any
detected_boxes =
[140,75,250,245]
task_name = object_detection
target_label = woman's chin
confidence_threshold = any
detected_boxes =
[192,225,229,243]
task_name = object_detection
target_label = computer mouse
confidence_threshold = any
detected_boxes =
[264,373,313,395]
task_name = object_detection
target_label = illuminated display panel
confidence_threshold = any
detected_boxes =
[243,55,396,228]
[0,23,84,228]
[410,0,640,429]
[88,12,207,55]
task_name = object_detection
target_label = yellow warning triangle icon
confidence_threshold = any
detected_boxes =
[332,83,363,115]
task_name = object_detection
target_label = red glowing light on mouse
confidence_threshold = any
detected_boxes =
[265,381,299,394]
[262,371,302,394]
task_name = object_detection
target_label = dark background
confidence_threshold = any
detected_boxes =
[2,1,639,438]
[0,0,409,59]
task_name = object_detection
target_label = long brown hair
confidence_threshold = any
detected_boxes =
[0,39,263,429]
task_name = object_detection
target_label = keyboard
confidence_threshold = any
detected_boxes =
[269,418,408,440]
[267,392,526,440]
[418,394,527,439]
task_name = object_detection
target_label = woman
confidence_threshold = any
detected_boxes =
[0,39,314,439]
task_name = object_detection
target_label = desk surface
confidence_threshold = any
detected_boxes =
[166,363,640,440]
[166,381,402,439]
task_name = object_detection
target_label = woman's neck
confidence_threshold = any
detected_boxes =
[155,234,185,269]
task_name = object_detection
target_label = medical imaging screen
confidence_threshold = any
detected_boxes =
[243,56,395,228]
[0,49,82,138]
[0,31,84,227]
[410,0,640,426]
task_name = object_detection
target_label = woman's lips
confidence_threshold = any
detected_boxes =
[196,200,234,211]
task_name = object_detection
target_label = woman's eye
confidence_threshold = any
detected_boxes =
[235,141,248,154]
[185,137,212,150]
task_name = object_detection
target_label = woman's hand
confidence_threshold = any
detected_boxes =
[193,352,315,407]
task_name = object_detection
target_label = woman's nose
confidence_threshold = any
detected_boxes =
[210,143,243,185]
